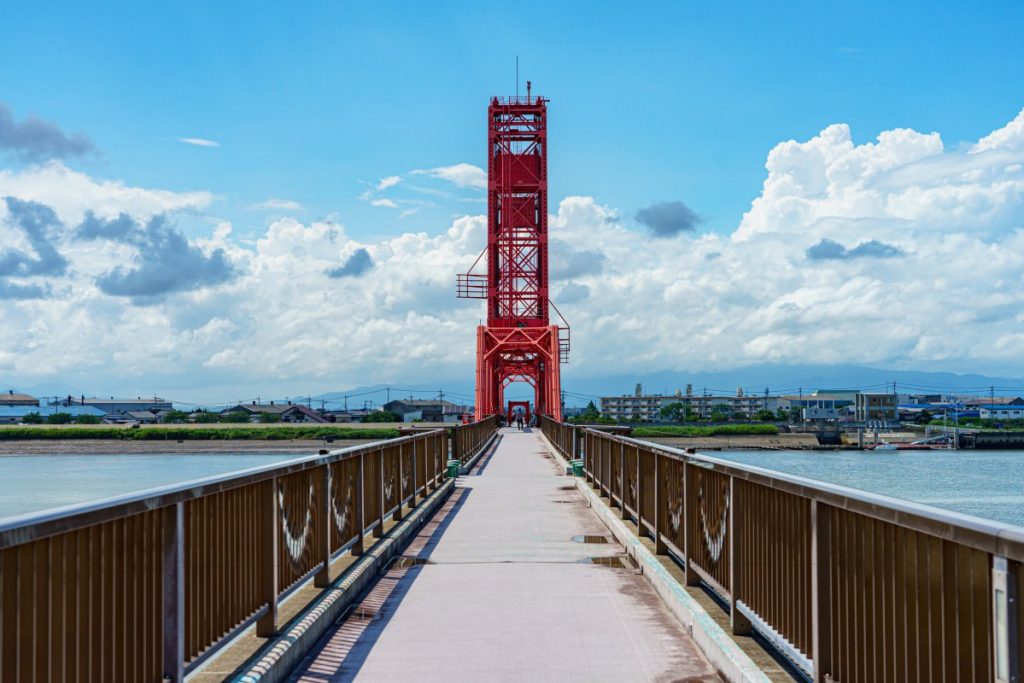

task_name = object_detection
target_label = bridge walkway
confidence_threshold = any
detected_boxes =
[286,427,719,682]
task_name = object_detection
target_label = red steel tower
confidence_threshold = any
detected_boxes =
[458,89,569,421]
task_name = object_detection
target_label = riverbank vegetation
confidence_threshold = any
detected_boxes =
[0,426,400,441]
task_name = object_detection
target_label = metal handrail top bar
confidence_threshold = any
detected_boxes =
[584,427,1024,559]
[0,429,446,548]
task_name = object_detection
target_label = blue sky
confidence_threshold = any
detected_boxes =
[3,2,1024,401]
[3,1,1022,242]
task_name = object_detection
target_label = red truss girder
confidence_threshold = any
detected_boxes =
[475,325,562,420]
[464,95,564,421]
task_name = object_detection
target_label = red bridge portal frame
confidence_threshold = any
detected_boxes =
[458,90,568,422]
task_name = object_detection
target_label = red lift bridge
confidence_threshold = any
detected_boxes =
[458,89,569,422]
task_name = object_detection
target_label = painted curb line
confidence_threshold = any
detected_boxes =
[539,432,771,683]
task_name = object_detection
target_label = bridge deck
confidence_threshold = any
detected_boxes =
[287,428,717,682]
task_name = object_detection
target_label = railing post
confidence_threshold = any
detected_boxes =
[256,477,279,636]
[811,499,833,683]
[451,427,461,463]
[411,439,418,502]
[353,453,366,555]
[315,465,331,588]
[653,451,666,555]
[635,446,643,531]
[161,502,184,682]
[393,443,404,522]
[374,448,385,537]
[729,476,752,635]
[682,461,698,585]
[620,443,628,520]
[993,555,1020,683]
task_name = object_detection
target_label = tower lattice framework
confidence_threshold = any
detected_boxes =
[458,92,568,421]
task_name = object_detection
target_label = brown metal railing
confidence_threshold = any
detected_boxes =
[0,427,463,682]
[451,414,499,464]
[539,415,1023,683]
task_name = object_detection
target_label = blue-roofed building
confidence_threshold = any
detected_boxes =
[0,405,106,424]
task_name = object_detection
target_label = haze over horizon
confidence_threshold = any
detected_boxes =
[3,2,1024,402]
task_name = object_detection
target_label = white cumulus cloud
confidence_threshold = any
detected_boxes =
[412,163,487,189]
[3,108,1024,398]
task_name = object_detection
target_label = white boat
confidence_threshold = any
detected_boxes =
[871,442,898,451]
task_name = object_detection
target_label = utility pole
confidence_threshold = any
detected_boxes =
[386,386,390,405]
[799,387,804,430]
[893,380,898,426]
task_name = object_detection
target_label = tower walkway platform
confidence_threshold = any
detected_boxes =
[286,428,718,682]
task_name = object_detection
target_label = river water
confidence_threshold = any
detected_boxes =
[0,453,300,521]
[1,448,1022,529]
[709,449,1024,528]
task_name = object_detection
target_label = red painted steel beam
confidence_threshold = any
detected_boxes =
[464,94,563,421]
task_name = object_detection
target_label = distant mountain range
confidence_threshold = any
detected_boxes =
[308,363,1024,409]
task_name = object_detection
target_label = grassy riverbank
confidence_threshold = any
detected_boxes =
[0,425,400,441]
[631,424,779,438]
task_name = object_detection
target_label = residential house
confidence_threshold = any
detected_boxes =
[218,402,328,423]
[0,391,39,407]
[56,396,175,416]
[784,390,857,422]
[383,400,470,423]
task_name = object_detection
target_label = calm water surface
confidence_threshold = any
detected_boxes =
[0,453,301,520]
[2,449,1023,528]
[707,449,1024,528]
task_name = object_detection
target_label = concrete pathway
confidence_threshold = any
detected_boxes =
[287,428,718,682]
